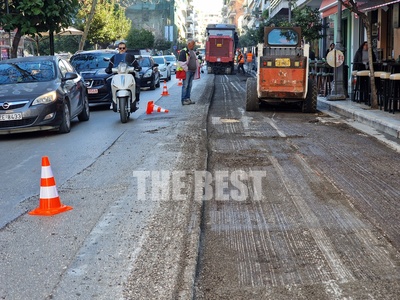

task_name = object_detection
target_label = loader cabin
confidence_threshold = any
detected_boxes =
[258,26,310,100]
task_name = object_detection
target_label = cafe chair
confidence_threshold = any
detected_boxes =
[322,70,334,97]
[372,71,386,108]
[355,70,370,104]
[316,67,324,96]
[351,71,358,102]
[380,72,391,111]
[388,73,400,114]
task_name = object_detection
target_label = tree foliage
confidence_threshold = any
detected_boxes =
[0,0,79,57]
[154,38,172,52]
[126,28,154,49]
[238,27,259,48]
[36,35,81,56]
[259,5,323,43]
[76,0,131,49]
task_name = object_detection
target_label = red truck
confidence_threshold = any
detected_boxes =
[205,24,237,75]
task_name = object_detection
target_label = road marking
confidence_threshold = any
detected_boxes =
[265,117,287,137]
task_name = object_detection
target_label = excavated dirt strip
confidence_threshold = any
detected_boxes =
[194,75,400,299]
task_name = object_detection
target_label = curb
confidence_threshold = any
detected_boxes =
[318,97,400,139]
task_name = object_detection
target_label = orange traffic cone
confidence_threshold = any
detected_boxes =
[161,80,170,96]
[29,156,73,216]
[177,79,183,86]
[146,101,169,114]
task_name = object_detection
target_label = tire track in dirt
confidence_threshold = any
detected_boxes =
[194,75,400,299]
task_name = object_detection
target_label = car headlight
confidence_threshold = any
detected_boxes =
[32,91,57,105]
[159,66,167,72]
[143,69,152,78]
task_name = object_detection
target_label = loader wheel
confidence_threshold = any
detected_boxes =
[303,78,317,113]
[245,78,259,111]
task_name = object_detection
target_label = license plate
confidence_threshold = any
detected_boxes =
[88,88,98,94]
[275,58,291,67]
[0,113,22,121]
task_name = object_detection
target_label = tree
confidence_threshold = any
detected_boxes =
[76,0,131,50]
[37,35,81,55]
[154,38,172,53]
[259,5,324,44]
[0,0,79,57]
[126,28,154,49]
[238,27,259,48]
[340,0,378,109]
[78,0,98,51]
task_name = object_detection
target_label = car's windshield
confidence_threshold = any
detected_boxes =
[267,29,299,46]
[0,60,55,85]
[164,56,176,62]
[70,53,112,72]
[138,58,151,67]
[152,57,164,65]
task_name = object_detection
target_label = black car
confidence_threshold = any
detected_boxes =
[0,56,90,134]
[137,55,160,90]
[70,49,117,106]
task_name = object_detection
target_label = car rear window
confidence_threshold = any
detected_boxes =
[153,57,165,64]
[164,56,176,62]
[70,53,112,72]
[138,58,151,67]
[0,60,55,84]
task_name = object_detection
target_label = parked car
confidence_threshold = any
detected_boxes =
[152,56,171,81]
[0,56,90,134]
[70,49,116,107]
[164,55,177,73]
[137,55,160,90]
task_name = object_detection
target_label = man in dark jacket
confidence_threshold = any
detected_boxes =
[106,42,141,110]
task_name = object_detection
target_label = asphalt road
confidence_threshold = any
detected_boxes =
[194,73,400,299]
[2,72,400,299]
[0,77,209,299]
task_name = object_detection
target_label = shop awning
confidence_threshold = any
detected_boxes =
[320,0,400,18]
[319,0,346,19]
[358,0,400,12]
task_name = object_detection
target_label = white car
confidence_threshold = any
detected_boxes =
[163,55,177,73]
[152,56,171,81]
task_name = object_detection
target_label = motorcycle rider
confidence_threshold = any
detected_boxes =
[105,42,141,112]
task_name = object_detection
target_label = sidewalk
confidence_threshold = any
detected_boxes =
[318,96,400,139]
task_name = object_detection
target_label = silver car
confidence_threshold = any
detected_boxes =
[0,56,90,134]
[152,56,171,81]
[163,55,177,74]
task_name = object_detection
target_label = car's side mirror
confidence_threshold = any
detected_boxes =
[63,72,78,81]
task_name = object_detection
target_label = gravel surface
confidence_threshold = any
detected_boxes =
[194,74,400,299]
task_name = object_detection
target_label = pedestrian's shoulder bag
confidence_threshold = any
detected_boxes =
[176,69,186,80]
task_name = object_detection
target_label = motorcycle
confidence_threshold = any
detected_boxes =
[108,54,139,123]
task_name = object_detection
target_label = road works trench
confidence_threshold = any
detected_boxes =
[193,74,400,299]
